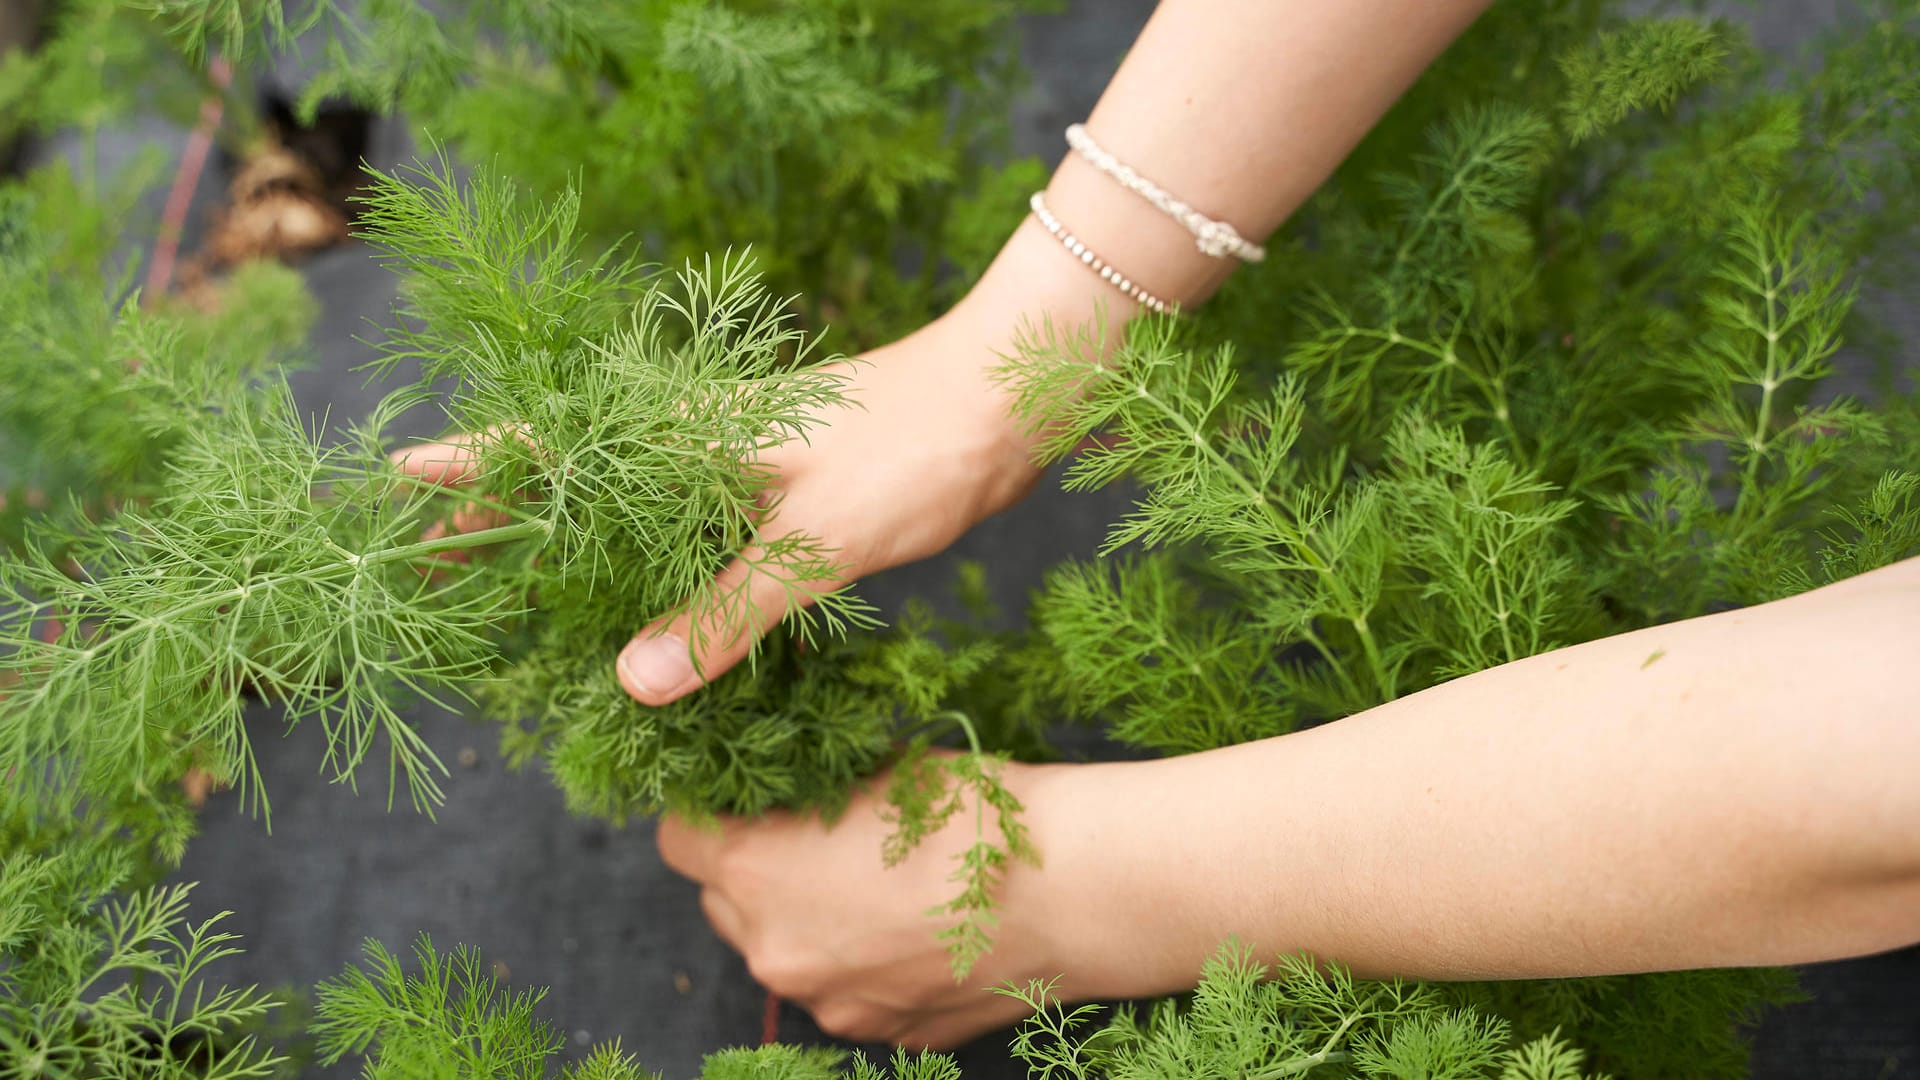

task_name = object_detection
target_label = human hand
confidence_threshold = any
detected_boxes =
[389,313,1038,702]
[595,311,1044,705]
[393,222,1124,706]
[654,752,1241,1049]
[655,756,1067,1049]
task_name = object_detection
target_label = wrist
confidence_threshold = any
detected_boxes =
[958,152,1236,335]
[916,219,1138,509]
[999,758,1216,1001]
[886,241,1101,515]
[954,213,1145,342]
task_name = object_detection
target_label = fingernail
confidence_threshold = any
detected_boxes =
[620,634,695,699]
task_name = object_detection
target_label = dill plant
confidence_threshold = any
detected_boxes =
[989,5,1920,1075]
[1,143,1036,1009]
[126,0,1053,347]
[4,1,1920,1078]
[0,778,282,1078]
[305,935,1607,1080]
[0,147,1002,821]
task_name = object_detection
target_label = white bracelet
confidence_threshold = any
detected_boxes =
[1065,122,1266,263]
[1028,192,1173,315]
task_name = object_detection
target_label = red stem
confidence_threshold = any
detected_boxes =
[760,989,782,1045]
[145,56,233,301]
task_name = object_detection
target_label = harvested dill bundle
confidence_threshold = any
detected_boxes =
[0,153,1032,982]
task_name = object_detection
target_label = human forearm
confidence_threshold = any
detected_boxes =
[960,0,1491,330]
[1016,558,1920,1000]
[938,0,1493,503]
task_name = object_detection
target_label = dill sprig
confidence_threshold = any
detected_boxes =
[0,156,867,819]
[1,153,1031,977]
[997,944,1606,1080]
[0,781,283,1079]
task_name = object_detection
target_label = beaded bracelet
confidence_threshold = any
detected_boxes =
[1065,122,1266,263]
[1028,192,1172,315]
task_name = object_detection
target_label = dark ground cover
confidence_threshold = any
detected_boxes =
[26,0,1917,1076]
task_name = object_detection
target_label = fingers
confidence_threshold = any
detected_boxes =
[447,500,513,537]
[410,504,515,570]
[658,817,754,957]
[389,423,535,487]
[389,432,488,487]
[803,997,1021,1050]
[699,888,749,951]
[392,430,522,561]
[655,814,726,880]
[617,542,845,706]
[402,428,843,706]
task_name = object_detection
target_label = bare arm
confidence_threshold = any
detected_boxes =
[582,0,1494,700]
[1018,558,1920,1002]
[660,559,1920,1048]
[648,0,1920,1051]
[957,0,1920,997]
[959,0,1491,326]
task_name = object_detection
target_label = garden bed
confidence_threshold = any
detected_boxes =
[4,1,1917,1077]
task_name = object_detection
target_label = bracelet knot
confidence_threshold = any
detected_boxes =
[1065,122,1266,264]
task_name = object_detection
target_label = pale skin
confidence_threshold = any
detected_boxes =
[656,560,1920,1048]
[394,0,1920,1051]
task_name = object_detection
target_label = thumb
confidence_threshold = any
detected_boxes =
[616,540,847,706]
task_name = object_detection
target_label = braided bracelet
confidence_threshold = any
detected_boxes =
[1029,192,1172,315]
[1065,122,1266,263]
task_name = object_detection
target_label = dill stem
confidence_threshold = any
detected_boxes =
[1735,274,1782,529]
[1298,625,1367,702]
[50,519,551,639]
[1129,375,1397,700]
[1146,630,1240,725]
[1391,146,1496,269]
[1257,1008,1363,1077]
[1349,613,1395,703]
[1130,380,1326,571]
[939,709,986,758]
[357,518,550,567]
[1486,538,1518,663]
[933,708,1000,979]
[1350,324,1522,452]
